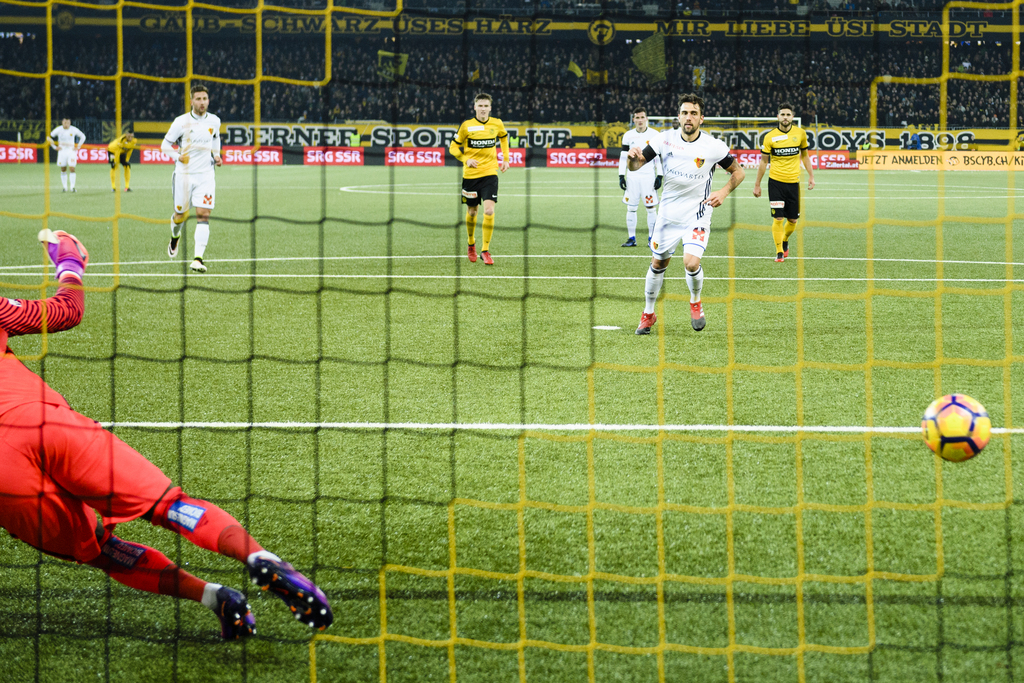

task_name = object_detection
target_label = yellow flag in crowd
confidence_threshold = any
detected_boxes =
[568,61,584,78]
[586,69,608,85]
[377,51,409,81]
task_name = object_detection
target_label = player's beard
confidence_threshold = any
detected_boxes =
[683,122,697,135]
[779,121,792,132]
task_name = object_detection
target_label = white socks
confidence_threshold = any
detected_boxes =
[170,217,183,238]
[626,207,638,239]
[194,221,210,259]
[201,583,222,609]
[69,172,76,191]
[644,265,666,314]
[60,172,67,191]
[647,210,657,233]
[686,266,704,303]
[246,550,281,567]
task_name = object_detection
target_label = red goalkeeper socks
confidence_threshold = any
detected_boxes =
[87,532,206,602]
[149,488,264,564]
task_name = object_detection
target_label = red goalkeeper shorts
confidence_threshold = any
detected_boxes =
[0,402,172,563]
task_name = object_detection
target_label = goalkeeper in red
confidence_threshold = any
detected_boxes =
[0,231,332,640]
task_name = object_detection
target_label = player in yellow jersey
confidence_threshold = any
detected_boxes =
[448,93,510,265]
[108,129,140,193]
[753,103,815,262]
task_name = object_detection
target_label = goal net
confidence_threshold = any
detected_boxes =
[0,1,1022,682]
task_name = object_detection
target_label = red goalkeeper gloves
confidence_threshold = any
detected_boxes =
[39,229,89,281]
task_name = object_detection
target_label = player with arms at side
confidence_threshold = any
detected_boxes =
[752,103,815,262]
[108,128,140,193]
[628,93,745,335]
[162,84,222,273]
[49,117,85,193]
[0,230,332,639]
[448,93,510,266]
[618,106,662,247]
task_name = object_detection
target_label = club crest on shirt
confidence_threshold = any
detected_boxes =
[208,128,213,134]
[694,158,705,168]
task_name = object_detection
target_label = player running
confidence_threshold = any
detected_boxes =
[752,103,815,262]
[49,117,85,193]
[448,93,511,266]
[618,106,662,248]
[627,93,745,335]
[162,84,222,273]
[0,230,332,639]
[108,128,140,193]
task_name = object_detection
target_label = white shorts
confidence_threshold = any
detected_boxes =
[649,216,710,260]
[56,149,77,168]
[623,174,659,208]
[172,171,216,213]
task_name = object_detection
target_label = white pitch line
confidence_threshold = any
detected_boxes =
[2,254,1024,272]
[4,272,1024,283]
[96,420,1024,434]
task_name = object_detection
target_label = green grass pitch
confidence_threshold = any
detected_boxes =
[1,162,1023,683]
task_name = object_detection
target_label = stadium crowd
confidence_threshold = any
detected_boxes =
[0,27,1017,130]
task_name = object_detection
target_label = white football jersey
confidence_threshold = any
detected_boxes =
[619,127,661,178]
[646,130,732,228]
[50,125,85,149]
[162,111,222,174]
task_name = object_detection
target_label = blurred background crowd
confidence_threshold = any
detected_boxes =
[0,4,1017,133]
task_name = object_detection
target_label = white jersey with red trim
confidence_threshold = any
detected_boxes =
[647,130,731,229]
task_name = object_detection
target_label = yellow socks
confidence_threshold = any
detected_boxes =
[771,218,785,254]
[124,165,131,189]
[466,210,476,246]
[481,213,494,252]
[782,219,798,250]
[110,166,117,190]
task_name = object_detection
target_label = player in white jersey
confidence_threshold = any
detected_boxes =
[618,106,662,247]
[627,93,745,335]
[161,84,223,273]
[49,118,86,193]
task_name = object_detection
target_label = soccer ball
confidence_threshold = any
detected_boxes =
[921,394,991,462]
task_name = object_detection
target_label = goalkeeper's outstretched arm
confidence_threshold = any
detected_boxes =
[0,231,88,344]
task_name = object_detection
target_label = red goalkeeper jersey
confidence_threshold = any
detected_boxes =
[0,280,84,415]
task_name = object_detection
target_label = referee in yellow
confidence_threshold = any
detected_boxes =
[108,128,140,193]
[753,103,815,262]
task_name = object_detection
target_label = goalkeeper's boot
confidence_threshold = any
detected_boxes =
[214,586,256,640]
[190,257,207,273]
[690,301,706,332]
[481,251,494,266]
[168,237,179,258]
[248,558,333,631]
[636,311,656,335]
[782,240,789,259]
[774,252,785,263]
[621,236,637,247]
[467,244,477,263]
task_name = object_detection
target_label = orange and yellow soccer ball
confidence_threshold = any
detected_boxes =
[921,394,991,462]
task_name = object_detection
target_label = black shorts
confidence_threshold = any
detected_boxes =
[108,151,131,168]
[768,178,799,221]
[461,175,499,207]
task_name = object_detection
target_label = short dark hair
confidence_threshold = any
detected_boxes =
[474,93,493,104]
[632,105,647,116]
[779,103,795,114]
[678,93,705,115]
[190,84,209,97]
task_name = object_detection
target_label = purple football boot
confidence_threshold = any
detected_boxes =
[215,586,256,640]
[248,558,333,631]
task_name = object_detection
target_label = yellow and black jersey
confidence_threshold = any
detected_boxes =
[449,116,509,180]
[761,125,809,184]
[107,134,140,156]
